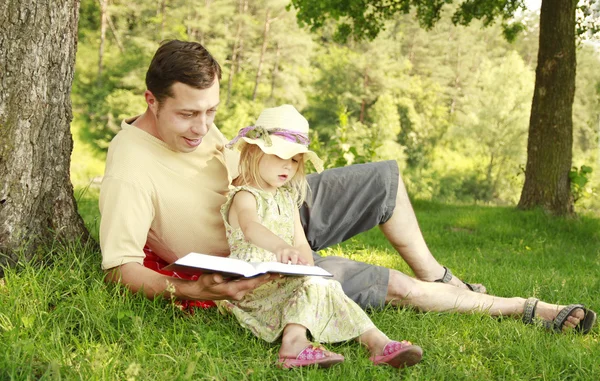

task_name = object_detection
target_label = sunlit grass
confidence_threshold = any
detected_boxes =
[2,189,599,379]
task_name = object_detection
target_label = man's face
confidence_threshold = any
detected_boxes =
[146,80,220,153]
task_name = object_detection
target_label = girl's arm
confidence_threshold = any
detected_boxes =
[229,191,306,264]
[292,207,315,265]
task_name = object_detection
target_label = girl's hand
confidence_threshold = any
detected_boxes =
[274,247,306,265]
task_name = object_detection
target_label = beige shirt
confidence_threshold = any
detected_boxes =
[99,117,240,270]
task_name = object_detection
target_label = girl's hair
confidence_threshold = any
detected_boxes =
[234,144,308,207]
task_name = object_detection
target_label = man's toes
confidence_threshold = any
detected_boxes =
[573,308,586,320]
[562,318,578,330]
[568,311,584,324]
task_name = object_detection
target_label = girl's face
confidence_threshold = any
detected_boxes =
[256,153,303,193]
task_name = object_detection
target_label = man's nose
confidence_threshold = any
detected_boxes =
[191,115,208,135]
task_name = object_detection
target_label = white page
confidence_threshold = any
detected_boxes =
[175,253,258,277]
[253,261,332,277]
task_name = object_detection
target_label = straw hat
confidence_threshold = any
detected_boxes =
[227,105,324,173]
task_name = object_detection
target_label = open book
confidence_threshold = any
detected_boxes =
[163,252,333,278]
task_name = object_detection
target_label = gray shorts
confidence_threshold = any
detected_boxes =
[301,161,399,309]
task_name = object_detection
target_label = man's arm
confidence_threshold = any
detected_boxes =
[105,262,271,301]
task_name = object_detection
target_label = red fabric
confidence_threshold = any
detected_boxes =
[143,246,216,311]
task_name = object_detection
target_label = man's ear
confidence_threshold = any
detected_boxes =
[144,90,158,114]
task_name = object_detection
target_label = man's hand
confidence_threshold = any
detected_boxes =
[190,273,272,301]
[106,262,272,301]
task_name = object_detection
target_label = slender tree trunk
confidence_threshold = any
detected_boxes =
[518,0,576,215]
[107,12,124,53]
[359,69,369,123]
[253,8,272,101]
[159,0,167,39]
[450,42,461,116]
[0,0,90,274]
[227,25,242,106]
[98,0,108,84]
[227,0,248,105]
[269,41,281,100]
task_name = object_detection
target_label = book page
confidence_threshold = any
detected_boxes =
[173,253,259,277]
[165,253,333,278]
[253,261,333,277]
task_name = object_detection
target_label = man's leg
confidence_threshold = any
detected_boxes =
[379,173,485,292]
[386,270,586,330]
[303,161,483,292]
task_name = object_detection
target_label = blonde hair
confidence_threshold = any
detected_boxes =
[233,143,308,207]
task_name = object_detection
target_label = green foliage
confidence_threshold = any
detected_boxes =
[290,0,529,43]
[396,76,449,169]
[569,165,594,203]
[310,106,372,169]
[310,105,405,170]
[70,0,600,214]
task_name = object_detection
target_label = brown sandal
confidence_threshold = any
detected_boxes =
[434,266,486,293]
[522,297,597,334]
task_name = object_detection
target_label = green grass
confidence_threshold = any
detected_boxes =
[1,190,599,379]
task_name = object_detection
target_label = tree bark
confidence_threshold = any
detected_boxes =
[0,0,90,273]
[518,0,576,215]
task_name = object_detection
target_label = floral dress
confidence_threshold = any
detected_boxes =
[218,185,375,343]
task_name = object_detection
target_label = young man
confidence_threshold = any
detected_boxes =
[100,40,594,333]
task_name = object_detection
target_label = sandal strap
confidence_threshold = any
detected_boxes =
[296,344,328,360]
[522,297,539,325]
[435,266,453,283]
[552,304,585,333]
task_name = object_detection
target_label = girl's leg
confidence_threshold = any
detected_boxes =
[278,323,345,368]
[357,328,423,368]
[279,323,312,358]
[357,328,391,356]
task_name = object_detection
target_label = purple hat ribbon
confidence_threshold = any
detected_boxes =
[226,125,310,149]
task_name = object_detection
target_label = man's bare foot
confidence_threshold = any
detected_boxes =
[534,300,585,332]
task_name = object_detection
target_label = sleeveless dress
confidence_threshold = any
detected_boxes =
[218,185,375,343]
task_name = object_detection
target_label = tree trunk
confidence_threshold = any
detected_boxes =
[252,8,272,101]
[226,24,242,106]
[227,0,248,105]
[359,69,368,123]
[269,41,281,100]
[98,0,108,84]
[107,11,124,53]
[0,0,90,273]
[518,0,576,215]
[159,0,167,39]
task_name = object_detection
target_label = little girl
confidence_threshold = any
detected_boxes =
[219,104,423,369]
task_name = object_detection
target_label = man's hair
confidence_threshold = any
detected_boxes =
[233,144,308,207]
[145,40,222,103]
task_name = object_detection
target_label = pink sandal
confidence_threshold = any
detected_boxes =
[369,340,423,368]
[278,344,345,369]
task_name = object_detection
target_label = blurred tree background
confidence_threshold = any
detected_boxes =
[71,0,600,215]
